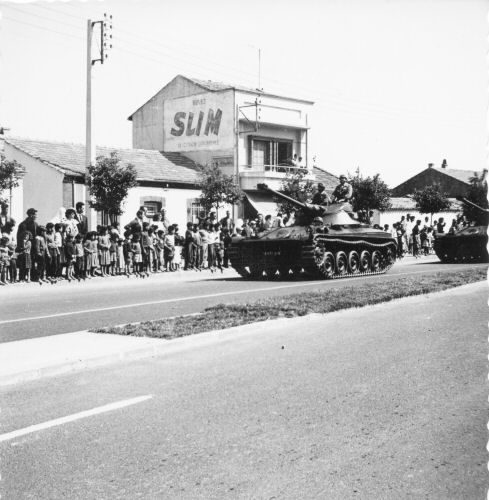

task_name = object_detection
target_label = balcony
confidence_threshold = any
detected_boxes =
[239,164,314,191]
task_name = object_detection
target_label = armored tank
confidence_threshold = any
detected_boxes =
[433,198,488,263]
[228,184,397,279]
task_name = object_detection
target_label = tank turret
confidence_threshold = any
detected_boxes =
[257,183,356,226]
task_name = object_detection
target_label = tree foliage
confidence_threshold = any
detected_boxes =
[463,170,488,225]
[277,168,315,216]
[412,183,451,219]
[86,152,138,223]
[349,171,391,213]
[0,154,25,206]
[198,163,243,216]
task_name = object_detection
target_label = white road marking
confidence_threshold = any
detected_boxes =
[0,266,480,325]
[0,395,153,443]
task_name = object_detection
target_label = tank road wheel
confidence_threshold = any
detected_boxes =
[382,247,395,269]
[347,251,360,274]
[359,250,371,273]
[247,263,263,279]
[335,251,348,276]
[319,251,335,279]
[263,267,278,280]
[279,266,291,279]
[371,250,382,272]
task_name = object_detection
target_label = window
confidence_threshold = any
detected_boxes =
[187,198,205,223]
[139,196,166,218]
[248,137,293,168]
[252,140,270,167]
[277,141,292,166]
[62,181,74,208]
[143,201,162,217]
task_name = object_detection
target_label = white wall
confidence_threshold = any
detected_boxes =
[235,91,311,130]
[374,209,460,229]
[121,185,203,230]
[4,144,64,226]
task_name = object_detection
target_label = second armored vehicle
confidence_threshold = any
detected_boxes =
[433,198,488,263]
[228,184,397,279]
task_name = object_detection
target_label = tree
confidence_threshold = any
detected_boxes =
[277,168,315,216]
[86,152,138,224]
[349,171,391,214]
[463,170,488,225]
[412,183,451,222]
[0,154,25,211]
[198,163,243,217]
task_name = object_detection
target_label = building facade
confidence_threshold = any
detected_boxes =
[372,162,478,228]
[3,138,207,231]
[128,75,320,218]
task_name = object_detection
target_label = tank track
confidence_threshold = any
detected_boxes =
[300,236,396,280]
[229,236,397,280]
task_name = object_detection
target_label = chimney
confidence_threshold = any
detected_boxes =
[441,159,447,169]
[428,163,434,169]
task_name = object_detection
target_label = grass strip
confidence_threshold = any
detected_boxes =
[92,268,487,339]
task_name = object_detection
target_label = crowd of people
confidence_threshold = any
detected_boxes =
[0,202,246,285]
[384,213,469,259]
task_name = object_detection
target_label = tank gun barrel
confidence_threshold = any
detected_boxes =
[257,183,326,214]
[459,197,489,213]
[257,183,309,210]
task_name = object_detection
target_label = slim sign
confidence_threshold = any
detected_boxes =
[163,92,234,152]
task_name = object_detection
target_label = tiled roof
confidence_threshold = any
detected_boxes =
[388,197,461,211]
[5,137,201,185]
[184,75,314,103]
[312,167,339,192]
[431,167,482,185]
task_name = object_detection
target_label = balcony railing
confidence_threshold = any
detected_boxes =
[240,164,311,175]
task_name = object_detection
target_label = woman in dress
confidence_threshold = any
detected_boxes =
[97,226,111,277]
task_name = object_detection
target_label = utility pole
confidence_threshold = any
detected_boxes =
[86,13,112,230]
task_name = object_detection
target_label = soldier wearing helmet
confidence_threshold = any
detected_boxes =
[311,183,331,206]
[331,175,353,203]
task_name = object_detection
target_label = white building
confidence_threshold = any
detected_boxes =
[3,138,205,230]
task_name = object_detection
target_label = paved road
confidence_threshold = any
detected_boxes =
[0,282,485,499]
[0,257,485,342]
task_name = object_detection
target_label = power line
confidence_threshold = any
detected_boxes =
[1,7,478,129]
[1,3,85,33]
[2,16,85,41]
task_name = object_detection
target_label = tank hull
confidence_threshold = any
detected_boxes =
[228,228,397,280]
[433,226,488,263]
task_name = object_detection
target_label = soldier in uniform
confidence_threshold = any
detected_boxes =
[311,183,331,206]
[331,175,353,203]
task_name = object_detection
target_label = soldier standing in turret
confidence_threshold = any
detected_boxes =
[331,175,353,203]
[311,183,331,206]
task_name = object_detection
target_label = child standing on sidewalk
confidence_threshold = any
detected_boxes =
[84,231,99,278]
[98,226,111,277]
[109,233,118,276]
[123,232,133,276]
[74,233,85,281]
[0,236,9,285]
[131,233,143,277]
[164,226,175,272]
[8,243,18,283]
[116,238,125,275]
[18,231,32,282]
[64,234,75,281]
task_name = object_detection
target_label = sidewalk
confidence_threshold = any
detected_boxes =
[0,279,484,387]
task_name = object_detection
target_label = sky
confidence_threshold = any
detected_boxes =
[0,0,487,187]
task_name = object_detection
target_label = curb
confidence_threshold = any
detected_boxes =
[1,279,486,387]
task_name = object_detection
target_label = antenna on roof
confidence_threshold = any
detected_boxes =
[258,48,261,91]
